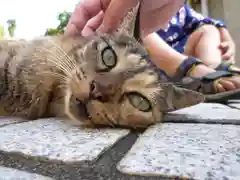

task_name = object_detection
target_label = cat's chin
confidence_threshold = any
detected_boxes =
[67,99,116,127]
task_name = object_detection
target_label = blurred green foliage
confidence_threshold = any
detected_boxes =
[45,11,71,36]
[0,25,5,39]
[7,19,16,37]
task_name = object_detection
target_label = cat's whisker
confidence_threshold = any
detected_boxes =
[33,51,74,73]
[48,45,77,71]
[48,40,76,69]
[49,54,77,74]
[103,113,116,127]
[34,46,71,67]
[34,46,75,73]
[31,54,72,76]
[40,71,68,82]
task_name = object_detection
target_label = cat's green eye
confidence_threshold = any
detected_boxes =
[101,47,117,68]
[127,92,152,112]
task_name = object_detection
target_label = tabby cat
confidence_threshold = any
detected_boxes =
[0,4,204,128]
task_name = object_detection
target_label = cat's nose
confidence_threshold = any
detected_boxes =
[90,77,114,101]
[90,80,104,100]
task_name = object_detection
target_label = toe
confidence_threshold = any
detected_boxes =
[218,79,236,91]
[216,83,226,93]
[231,76,240,88]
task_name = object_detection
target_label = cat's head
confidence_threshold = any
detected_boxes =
[63,3,205,128]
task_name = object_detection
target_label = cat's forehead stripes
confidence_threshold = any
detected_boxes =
[95,35,151,73]
[124,69,160,88]
[99,35,148,57]
[97,37,109,51]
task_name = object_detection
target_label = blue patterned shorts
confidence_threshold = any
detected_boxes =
[171,36,188,54]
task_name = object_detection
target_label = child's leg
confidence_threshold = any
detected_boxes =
[184,24,222,68]
[183,25,240,92]
[143,32,215,78]
[143,32,240,93]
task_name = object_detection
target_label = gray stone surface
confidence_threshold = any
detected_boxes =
[117,123,240,180]
[0,132,156,180]
[227,101,240,110]
[0,117,25,127]
[0,102,239,180]
[0,118,129,162]
[0,166,53,180]
[228,100,240,104]
[164,103,240,124]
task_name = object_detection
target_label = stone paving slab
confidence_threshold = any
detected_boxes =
[228,100,240,104]
[0,166,53,180]
[0,130,149,180]
[0,118,129,163]
[164,103,240,124]
[0,117,25,127]
[117,123,240,180]
[227,101,240,109]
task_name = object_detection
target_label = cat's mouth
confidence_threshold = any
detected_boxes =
[76,100,92,120]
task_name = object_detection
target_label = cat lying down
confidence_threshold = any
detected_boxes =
[0,4,205,129]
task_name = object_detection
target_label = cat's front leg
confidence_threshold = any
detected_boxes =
[19,74,56,119]
[20,87,52,120]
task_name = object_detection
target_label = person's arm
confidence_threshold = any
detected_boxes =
[143,32,187,76]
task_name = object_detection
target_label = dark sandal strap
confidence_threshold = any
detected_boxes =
[201,70,233,81]
[200,70,233,94]
[172,57,203,82]
[215,62,240,74]
[180,70,236,94]
[205,88,240,103]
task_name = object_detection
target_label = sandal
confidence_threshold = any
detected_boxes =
[215,62,240,74]
[171,57,240,103]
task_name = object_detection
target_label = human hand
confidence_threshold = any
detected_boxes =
[65,0,185,38]
[219,41,236,63]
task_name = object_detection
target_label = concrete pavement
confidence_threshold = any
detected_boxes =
[0,102,239,180]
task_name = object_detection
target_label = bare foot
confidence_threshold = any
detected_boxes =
[188,64,240,93]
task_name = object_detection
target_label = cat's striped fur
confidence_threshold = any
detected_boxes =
[0,3,204,128]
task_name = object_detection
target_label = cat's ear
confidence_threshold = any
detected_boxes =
[116,2,141,41]
[157,83,205,112]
